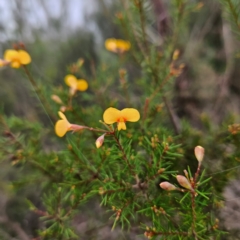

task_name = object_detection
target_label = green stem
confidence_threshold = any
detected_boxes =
[22,65,56,123]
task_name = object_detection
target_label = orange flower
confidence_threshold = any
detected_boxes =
[105,39,131,54]
[1,49,31,68]
[64,74,88,95]
[103,107,140,131]
[55,111,86,137]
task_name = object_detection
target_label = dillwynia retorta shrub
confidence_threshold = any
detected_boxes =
[1,1,240,239]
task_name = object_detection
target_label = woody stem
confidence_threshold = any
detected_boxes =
[112,132,135,175]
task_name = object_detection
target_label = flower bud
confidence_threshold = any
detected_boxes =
[77,58,84,67]
[51,94,63,104]
[159,181,176,191]
[70,124,87,132]
[0,59,10,67]
[172,49,180,61]
[99,187,105,195]
[96,134,106,148]
[176,175,193,190]
[194,146,204,162]
[60,106,67,112]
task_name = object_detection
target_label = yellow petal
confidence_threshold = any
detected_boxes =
[121,108,140,122]
[4,49,18,61]
[117,40,131,52]
[103,107,121,124]
[58,111,67,121]
[55,119,71,137]
[77,79,88,91]
[64,74,78,88]
[118,122,126,131]
[105,39,131,53]
[18,50,31,65]
[11,61,21,68]
[105,39,117,52]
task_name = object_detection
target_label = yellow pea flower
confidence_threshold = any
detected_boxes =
[55,111,86,137]
[64,74,88,94]
[103,107,140,131]
[2,49,31,68]
[105,38,131,54]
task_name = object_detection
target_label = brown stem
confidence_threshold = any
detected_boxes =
[149,73,172,101]
[122,0,148,60]
[226,0,240,31]
[112,131,135,175]
[163,96,181,134]
[190,164,202,240]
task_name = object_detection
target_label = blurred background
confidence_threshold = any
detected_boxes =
[1,0,240,239]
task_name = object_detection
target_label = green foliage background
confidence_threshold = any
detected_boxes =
[1,0,240,239]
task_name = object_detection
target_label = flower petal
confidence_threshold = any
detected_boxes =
[18,50,31,64]
[77,79,88,91]
[117,40,131,52]
[105,39,131,53]
[64,74,78,88]
[118,122,126,131]
[11,61,21,68]
[4,49,18,61]
[103,107,121,124]
[105,39,117,52]
[55,119,71,137]
[121,108,140,122]
[58,111,67,121]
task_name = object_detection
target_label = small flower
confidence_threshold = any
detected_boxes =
[194,146,204,163]
[103,107,140,131]
[176,175,193,191]
[64,74,88,95]
[159,182,176,191]
[1,49,31,68]
[105,38,131,54]
[55,111,86,137]
[96,134,106,148]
